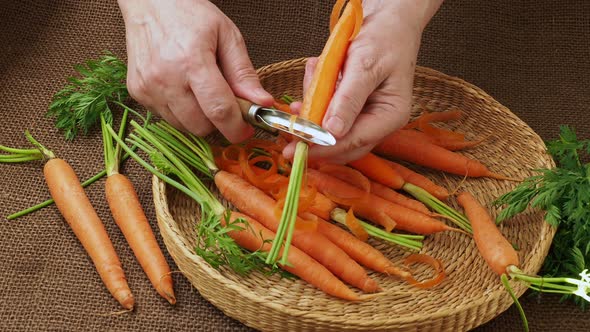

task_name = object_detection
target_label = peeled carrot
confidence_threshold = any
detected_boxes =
[348,152,405,190]
[456,192,519,276]
[369,181,431,215]
[307,169,458,235]
[215,170,380,293]
[105,174,175,304]
[45,158,134,309]
[374,129,516,180]
[382,159,450,200]
[315,216,410,279]
[300,0,363,124]
[225,211,360,301]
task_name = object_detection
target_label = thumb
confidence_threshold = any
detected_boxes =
[218,22,274,106]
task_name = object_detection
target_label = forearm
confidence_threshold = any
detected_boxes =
[364,0,443,31]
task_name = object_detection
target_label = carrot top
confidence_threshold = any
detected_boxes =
[105,121,280,276]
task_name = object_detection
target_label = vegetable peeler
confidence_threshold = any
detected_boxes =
[236,97,336,146]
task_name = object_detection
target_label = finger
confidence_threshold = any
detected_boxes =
[218,21,274,107]
[289,101,302,115]
[307,82,410,164]
[153,103,186,132]
[166,88,215,137]
[189,53,254,143]
[322,53,387,138]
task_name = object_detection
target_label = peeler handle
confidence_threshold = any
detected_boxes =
[236,97,255,120]
[236,97,278,133]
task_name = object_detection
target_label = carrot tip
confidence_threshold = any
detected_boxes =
[385,266,412,279]
[165,293,177,305]
[488,173,523,182]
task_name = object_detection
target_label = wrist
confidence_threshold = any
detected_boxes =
[365,0,443,31]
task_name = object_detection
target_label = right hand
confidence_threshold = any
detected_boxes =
[117,0,274,143]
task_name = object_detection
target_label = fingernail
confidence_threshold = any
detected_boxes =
[255,88,272,102]
[326,116,345,137]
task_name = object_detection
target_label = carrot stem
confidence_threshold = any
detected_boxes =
[402,183,473,233]
[6,169,107,220]
[24,131,55,159]
[266,141,308,265]
[0,145,43,155]
[0,155,43,163]
[508,265,590,299]
[7,121,143,221]
[330,208,424,251]
[501,273,529,332]
[107,123,281,276]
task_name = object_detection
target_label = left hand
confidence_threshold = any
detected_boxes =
[284,0,443,164]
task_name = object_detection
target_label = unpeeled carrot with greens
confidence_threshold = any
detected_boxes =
[374,129,517,180]
[225,211,360,301]
[457,191,590,332]
[299,0,363,124]
[215,170,380,293]
[25,131,134,310]
[100,114,175,304]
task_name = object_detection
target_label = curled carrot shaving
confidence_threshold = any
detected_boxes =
[297,185,318,214]
[271,151,291,175]
[297,212,319,232]
[248,155,277,179]
[288,114,297,134]
[317,164,370,206]
[344,208,369,242]
[238,149,282,190]
[402,253,445,289]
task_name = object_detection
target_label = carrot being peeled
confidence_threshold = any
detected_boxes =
[300,0,363,125]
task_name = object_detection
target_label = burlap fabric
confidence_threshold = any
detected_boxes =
[1,1,588,331]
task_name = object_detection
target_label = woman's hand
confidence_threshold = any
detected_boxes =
[118,0,274,143]
[285,0,443,163]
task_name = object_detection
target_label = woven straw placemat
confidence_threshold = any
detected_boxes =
[1,1,589,331]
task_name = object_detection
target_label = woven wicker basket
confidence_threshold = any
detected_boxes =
[152,58,555,331]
